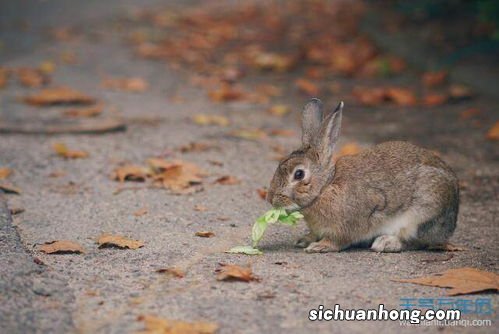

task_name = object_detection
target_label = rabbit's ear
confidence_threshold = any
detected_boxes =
[302,98,323,146]
[315,101,343,165]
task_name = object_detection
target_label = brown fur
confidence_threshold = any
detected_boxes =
[267,100,459,253]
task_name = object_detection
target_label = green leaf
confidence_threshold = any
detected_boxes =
[252,218,268,247]
[251,208,304,247]
[226,245,263,255]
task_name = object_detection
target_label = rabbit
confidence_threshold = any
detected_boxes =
[266,98,459,253]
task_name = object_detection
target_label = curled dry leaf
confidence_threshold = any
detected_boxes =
[385,87,417,106]
[393,267,499,296]
[460,108,481,120]
[192,114,229,126]
[422,93,448,107]
[102,77,148,92]
[0,184,21,194]
[194,204,208,212]
[137,315,218,334]
[53,143,89,159]
[449,84,473,100]
[156,267,185,278]
[113,165,152,182]
[295,79,319,96]
[63,105,103,118]
[17,68,50,87]
[133,208,148,217]
[422,71,447,87]
[97,234,144,249]
[251,51,295,72]
[0,167,12,180]
[195,231,215,238]
[38,240,85,254]
[216,263,259,282]
[151,160,206,194]
[486,122,499,141]
[352,87,386,106]
[257,188,267,200]
[23,86,96,106]
[268,104,290,116]
[208,83,244,102]
[213,175,240,185]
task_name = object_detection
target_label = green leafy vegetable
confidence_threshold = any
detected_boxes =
[228,208,303,255]
[226,245,263,255]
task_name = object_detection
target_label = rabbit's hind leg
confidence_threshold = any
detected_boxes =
[371,235,404,252]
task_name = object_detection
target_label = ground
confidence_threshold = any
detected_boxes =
[0,1,498,333]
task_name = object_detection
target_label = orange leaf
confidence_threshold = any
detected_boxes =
[0,167,12,180]
[102,77,148,92]
[295,79,319,96]
[133,208,148,217]
[267,105,290,116]
[486,122,499,141]
[113,165,151,182]
[459,108,481,120]
[422,93,448,107]
[137,315,218,334]
[23,86,96,106]
[97,234,144,249]
[208,83,244,102]
[213,175,240,185]
[53,143,88,159]
[195,231,215,238]
[194,204,208,212]
[352,87,386,106]
[216,263,259,282]
[393,267,499,296]
[385,87,417,106]
[17,68,50,87]
[151,160,206,194]
[38,240,85,254]
[422,71,447,87]
[256,188,267,200]
[156,267,185,278]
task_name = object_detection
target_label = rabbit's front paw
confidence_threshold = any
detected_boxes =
[295,232,317,248]
[305,238,340,253]
[371,235,404,253]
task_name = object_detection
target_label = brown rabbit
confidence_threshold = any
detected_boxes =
[266,99,459,253]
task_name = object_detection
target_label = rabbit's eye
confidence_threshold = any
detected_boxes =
[293,169,305,180]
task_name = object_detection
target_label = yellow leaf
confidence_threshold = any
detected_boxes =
[268,105,290,116]
[38,240,85,254]
[0,167,12,180]
[53,143,89,159]
[97,234,144,249]
[24,86,96,106]
[192,114,229,126]
[486,122,499,141]
[137,315,218,334]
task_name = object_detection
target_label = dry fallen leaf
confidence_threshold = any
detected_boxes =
[352,87,386,106]
[17,68,50,87]
[0,67,8,89]
[295,79,320,96]
[195,231,215,238]
[0,167,12,180]
[486,122,499,141]
[251,51,295,72]
[385,87,417,106]
[53,143,89,159]
[23,86,96,106]
[257,188,267,200]
[179,142,215,153]
[216,263,259,282]
[192,114,229,126]
[151,160,206,194]
[113,165,152,182]
[422,93,448,107]
[0,184,21,194]
[97,234,144,249]
[194,204,208,212]
[156,267,185,278]
[268,105,291,116]
[213,175,240,185]
[63,105,103,118]
[133,208,148,217]
[268,129,295,137]
[422,71,447,87]
[208,83,244,102]
[459,108,481,120]
[137,315,218,334]
[449,84,473,100]
[102,77,148,92]
[39,60,56,74]
[393,267,499,296]
[38,240,85,254]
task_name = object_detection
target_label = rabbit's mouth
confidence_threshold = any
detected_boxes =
[283,203,301,213]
